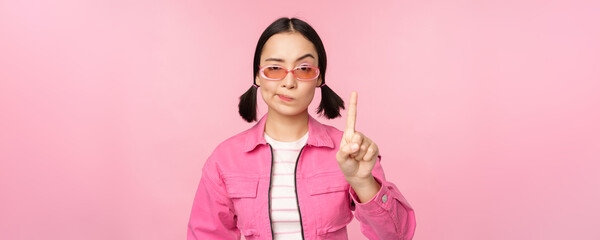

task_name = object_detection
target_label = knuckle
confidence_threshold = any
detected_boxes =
[345,130,354,138]
[355,133,363,141]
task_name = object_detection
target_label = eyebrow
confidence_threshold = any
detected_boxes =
[264,53,315,63]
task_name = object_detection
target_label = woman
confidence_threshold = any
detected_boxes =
[188,17,416,240]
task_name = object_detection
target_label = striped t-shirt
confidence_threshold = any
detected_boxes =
[264,131,308,240]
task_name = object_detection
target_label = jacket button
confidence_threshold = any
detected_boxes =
[382,194,388,203]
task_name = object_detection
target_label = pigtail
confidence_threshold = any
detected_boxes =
[317,83,345,119]
[238,85,258,122]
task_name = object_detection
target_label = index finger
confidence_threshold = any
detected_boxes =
[346,91,358,132]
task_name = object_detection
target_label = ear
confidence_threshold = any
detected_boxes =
[255,75,261,87]
[317,76,322,87]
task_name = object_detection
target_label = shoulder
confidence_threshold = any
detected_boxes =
[321,122,344,140]
[210,127,253,156]
[201,126,253,173]
[310,116,345,149]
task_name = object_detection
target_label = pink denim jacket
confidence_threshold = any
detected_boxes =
[187,114,416,239]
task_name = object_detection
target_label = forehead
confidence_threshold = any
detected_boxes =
[261,32,318,63]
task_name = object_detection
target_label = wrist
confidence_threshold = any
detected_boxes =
[347,175,381,203]
[346,174,377,189]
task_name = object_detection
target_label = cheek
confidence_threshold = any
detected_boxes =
[259,84,276,96]
[259,84,280,106]
[299,88,317,104]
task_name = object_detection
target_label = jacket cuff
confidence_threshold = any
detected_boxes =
[348,175,392,214]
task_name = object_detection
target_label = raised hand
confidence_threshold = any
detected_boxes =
[336,91,380,183]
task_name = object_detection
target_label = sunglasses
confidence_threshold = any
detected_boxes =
[258,63,320,81]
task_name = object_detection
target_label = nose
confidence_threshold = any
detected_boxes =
[280,68,297,89]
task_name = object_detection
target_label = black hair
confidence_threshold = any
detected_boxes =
[238,17,345,122]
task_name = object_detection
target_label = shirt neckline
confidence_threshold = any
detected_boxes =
[264,131,309,146]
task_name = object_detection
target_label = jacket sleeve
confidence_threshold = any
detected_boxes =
[187,151,240,240]
[348,154,416,240]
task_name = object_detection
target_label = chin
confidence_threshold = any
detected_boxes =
[270,105,309,117]
[277,108,305,116]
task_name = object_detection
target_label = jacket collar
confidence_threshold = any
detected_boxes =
[243,113,335,152]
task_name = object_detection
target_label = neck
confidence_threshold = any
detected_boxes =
[264,109,309,142]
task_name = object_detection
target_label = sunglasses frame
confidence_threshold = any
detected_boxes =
[258,64,320,81]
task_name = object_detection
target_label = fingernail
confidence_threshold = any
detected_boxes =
[351,144,359,151]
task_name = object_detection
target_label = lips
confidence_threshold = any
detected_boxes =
[277,94,293,101]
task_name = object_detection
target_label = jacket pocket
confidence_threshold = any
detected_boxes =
[222,175,260,231]
[308,170,349,195]
[223,175,259,198]
[308,170,354,239]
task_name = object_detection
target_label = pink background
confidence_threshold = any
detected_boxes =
[1,0,599,239]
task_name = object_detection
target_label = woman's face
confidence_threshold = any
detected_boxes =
[256,32,322,117]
